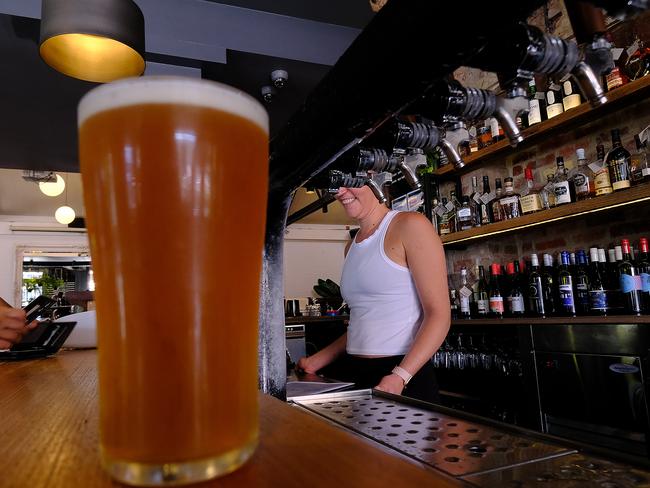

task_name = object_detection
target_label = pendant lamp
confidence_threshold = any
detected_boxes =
[39,0,145,83]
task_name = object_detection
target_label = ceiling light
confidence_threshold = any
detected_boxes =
[39,0,146,83]
[55,206,76,225]
[39,173,66,197]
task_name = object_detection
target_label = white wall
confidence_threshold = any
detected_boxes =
[0,216,88,306]
[283,224,356,299]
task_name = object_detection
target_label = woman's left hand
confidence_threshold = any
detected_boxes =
[374,374,404,395]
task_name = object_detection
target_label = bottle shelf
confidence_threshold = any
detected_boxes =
[440,182,650,246]
[452,315,650,326]
[434,75,650,179]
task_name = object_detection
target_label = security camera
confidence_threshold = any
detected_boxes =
[261,85,276,103]
[270,69,289,89]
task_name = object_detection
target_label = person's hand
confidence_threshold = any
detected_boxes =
[296,356,319,374]
[374,374,405,396]
[0,306,37,349]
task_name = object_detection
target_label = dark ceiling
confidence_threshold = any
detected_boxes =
[0,1,374,173]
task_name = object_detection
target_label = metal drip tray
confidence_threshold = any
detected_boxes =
[464,452,650,487]
[291,390,574,477]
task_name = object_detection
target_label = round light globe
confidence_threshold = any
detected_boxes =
[39,174,66,197]
[55,205,76,225]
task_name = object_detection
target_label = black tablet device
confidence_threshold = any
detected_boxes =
[23,295,57,323]
[0,321,76,360]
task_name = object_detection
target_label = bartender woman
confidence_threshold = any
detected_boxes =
[298,185,450,402]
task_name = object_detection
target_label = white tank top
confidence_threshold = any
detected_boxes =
[341,210,423,356]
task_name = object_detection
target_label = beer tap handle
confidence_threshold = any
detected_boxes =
[365,174,390,203]
[440,124,469,169]
[398,150,427,189]
[494,91,528,147]
[570,60,608,106]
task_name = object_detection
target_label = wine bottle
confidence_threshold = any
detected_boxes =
[558,251,577,316]
[619,239,643,315]
[588,248,608,315]
[574,250,590,315]
[637,237,650,313]
[488,263,504,318]
[473,265,489,317]
[542,253,557,316]
[528,254,546,317]
[607,128,632,191]
[526,78,546,126]
[506,262,525,316]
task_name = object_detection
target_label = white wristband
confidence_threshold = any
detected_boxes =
[391,366,413,385]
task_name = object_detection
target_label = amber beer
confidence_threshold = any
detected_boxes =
[78,77,268,486]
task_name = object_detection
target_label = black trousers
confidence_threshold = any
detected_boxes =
[320,354,439,404]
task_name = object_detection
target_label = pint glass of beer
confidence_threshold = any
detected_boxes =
[78,77,268,486]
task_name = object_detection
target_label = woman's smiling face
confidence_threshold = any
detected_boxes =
[335,185,378,220]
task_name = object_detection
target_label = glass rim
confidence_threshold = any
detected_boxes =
[77,75,269,134]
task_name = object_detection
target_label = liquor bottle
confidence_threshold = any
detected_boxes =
[473,265,489,317]
[574,250,591,315]
[528,253,546,317]
[553,157,576,205]
[593,144,614,196]
[630,134,650,184]
[545,81,564,119]
[588,247,608,315]
[570,148,594,200]
[637,237,650,313]
[506,262,525,316]
[561,78,582,111]
[490,178,505,223]
[498,177,522,220]
[542,253,557,316]
[619,239,643,315]
[457,196,474,231]
[438,197,456,235]
[469,176,481,227]
[450,288,459,320]
[558,251,577,316]
[468,125,479,154]
[541,174,557,209]
[479,176,492,225]
[458,267,472,319]
[488,263,504,318]
[477,126,492,150]
[520,167,543,214]
[606,128,632,191]
[489,117,505,143]
[526,78,546,126]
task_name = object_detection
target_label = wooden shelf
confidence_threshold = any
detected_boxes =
[452,315,650,326]
[441,182,650,246]
[433,75,650,179]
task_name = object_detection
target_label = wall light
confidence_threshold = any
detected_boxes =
[39,173,65,197]
[55,206,76,225]
[39,0,146,83]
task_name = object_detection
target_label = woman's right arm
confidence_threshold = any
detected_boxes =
[296,332,347,374]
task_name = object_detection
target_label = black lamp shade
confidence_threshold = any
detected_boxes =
[39,0,145,83]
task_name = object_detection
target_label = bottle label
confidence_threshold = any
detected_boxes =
[499,196,520,219]
[476,299,489,314]
[573,172,590,194]
[594,169,613,195]
[559,284,575,307]
[460,296,470,313]
[643,168,650,177]
[520,194,542,213]
[490,118,499,139]
[547,103,564,119]
[612,179,631,191]
[576,283,589,307]
[589,290,608,311]
[489,297,504,313]
[507,295,525,313]
[620,274,642,293]
[562,94,581,111]
[554,181,572,204]
[528,100,542,125]
[642,273,650,293]
[457,208,472,218]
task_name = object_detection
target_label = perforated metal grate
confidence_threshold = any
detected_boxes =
[294,391,574,477]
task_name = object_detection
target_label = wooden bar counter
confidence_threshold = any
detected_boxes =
[0,350,459,488]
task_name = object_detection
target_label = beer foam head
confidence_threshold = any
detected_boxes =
[78,76,269,134]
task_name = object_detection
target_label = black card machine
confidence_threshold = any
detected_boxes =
[0,297,76,360]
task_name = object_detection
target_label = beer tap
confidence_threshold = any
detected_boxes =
[438,120,468,168]
[468,23,607,109]
[366,172,393,203]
